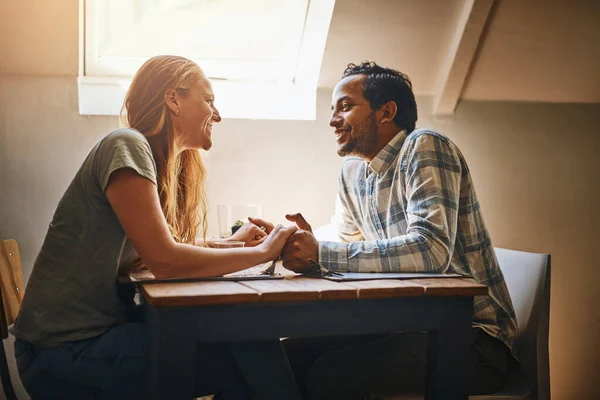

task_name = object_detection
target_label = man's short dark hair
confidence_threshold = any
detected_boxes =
[342,61,417,133]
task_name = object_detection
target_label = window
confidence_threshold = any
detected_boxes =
[79,0,336,120]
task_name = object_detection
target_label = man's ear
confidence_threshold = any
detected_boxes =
[163,88,179,116]
[379,101,397,124]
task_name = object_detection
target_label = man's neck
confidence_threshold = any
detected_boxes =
[363,128,403,163]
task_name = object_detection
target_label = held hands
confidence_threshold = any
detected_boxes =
[249,213,313,234]
[248,217,274,234]
[228,222,267,247]
[281,213,318,273]
[258,224,299,260]
[249,213,318,271]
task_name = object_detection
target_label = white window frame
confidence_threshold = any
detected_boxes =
[78,0,335,120]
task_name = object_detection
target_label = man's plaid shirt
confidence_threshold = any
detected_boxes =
[319,129,519,357]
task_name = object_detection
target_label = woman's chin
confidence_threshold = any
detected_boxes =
[190,136,212,151]
[202,140,213,151]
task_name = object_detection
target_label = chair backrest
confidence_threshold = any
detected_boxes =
[494,247,551,400]
[0,240,26,339]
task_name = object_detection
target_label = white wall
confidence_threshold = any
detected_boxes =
[204,90,342,237]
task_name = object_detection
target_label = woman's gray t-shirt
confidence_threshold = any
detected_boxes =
[12,129,157,347]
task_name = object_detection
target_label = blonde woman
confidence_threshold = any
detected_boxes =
[12,56,302,399]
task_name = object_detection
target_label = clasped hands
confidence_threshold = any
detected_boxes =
[248,213,318,273]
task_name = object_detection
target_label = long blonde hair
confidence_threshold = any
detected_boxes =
[121,55,207,245]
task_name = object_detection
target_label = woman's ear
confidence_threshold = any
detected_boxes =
[379,101,397,124]
[164,89,180,116]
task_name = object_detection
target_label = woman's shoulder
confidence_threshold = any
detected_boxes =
[94,128,153,160]
[89,128,157,191]
[92,128,156,174]
[100,128,149,147]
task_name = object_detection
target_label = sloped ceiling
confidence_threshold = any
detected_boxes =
[318,0,600,107]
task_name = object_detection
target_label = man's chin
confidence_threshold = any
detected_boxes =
[337,145,355,157]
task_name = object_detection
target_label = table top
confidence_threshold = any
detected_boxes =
[137,264,487,308]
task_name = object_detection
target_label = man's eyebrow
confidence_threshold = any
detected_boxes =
[331,95,352,109]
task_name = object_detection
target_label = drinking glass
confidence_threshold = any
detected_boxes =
[217,204,263,238]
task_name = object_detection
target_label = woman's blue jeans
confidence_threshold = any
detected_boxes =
[15,322,302,400]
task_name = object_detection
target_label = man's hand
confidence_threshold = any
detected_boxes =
[281,229,319,273]
[257,224,298,261]
[285,213,313,233]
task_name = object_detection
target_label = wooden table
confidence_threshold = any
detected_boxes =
[137,270,487,400]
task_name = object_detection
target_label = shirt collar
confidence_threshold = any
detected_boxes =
[367,130,407,177]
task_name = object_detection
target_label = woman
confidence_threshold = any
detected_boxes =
[12,55,302,399]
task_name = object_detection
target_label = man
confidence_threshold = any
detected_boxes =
[277,62,519,399]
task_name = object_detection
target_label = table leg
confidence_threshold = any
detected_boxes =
[425,297,474,400]
[147,307,196,400]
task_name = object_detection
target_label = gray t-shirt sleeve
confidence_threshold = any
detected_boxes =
[95,128,157,192]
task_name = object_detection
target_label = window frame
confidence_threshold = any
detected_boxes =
[78,0,336,120]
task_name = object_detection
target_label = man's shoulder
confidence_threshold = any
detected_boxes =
[406,128,453,146]
[402,128,462,158]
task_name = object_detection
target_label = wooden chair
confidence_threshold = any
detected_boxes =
[0,239,26,400]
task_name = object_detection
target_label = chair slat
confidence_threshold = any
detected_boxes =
[0,240,25,335]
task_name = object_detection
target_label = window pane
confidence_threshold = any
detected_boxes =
[93,0,308,81]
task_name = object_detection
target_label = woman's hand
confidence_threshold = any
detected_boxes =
[248,217,275,234]
[228,222,268,247]
[258,224,298,260]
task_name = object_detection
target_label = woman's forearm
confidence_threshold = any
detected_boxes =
[147,242,268,279]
